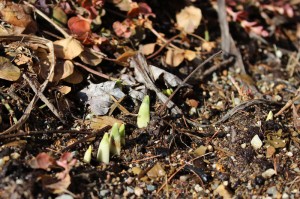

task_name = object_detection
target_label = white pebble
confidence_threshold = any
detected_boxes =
[262,169,276,179]
[251,135,263,150]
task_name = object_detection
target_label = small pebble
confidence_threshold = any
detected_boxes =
[126,187,134,193]
[266,186,279,198]
[194,184,203,192]
[286,152,293,157]
[146,185,156,191]
[262,169,276,179]
[134,187,144,197]
[100,190,109,197]
[251,135,263,150]
[241,143,246,149]
[282,192,289,199]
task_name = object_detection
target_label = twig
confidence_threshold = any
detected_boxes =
[0,35,56,135]
[62,126,111,152]
[275,93,300,117]
[0,130,91,140]
[23,74,64,123]
[147,34,181,59]
[24,2,70,38]
[156,152,213,194]
[187,99,281,128]
[0,95,17,124]
[131,155,162,163]
[73,61,117,81]
[158,50,222,115]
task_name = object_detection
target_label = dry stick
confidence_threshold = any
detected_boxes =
[0,35,55,135]
[25,2,70,38]
[147,34,181,59]
[158,50,223,115]
[73,61,117,81]
[62,126,111,152]
[23,74,64,123]
[274,93,300,117]
[156,152,213,194]
[0,130,91,140]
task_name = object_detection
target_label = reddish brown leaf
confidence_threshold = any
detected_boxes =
[28,153,55,171]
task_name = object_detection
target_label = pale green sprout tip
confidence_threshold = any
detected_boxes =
[266,111,273,121]
[83,145,92,164]
[119,123,125,145]
[96,133,111,164]
[137,95,150,128]
[110,123,121,156]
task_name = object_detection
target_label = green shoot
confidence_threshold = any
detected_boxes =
[96,133,111,164]
[83,145,92,164]
[110,123,121,156]
[137,95,150,128]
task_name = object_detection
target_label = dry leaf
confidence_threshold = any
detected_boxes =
[55,60,74,80]
[54,37,84,60]
[141,43,156,55]
[56,85,71,95]
[116,50,136,63]
[86,116,124,130]
[79,48,103,66]
[0,3,37,34]
[63,69,83,84]
[165,48,185,67]
[184,50,196,61]
[0,56,21,81]
[52,6,68,25]
[176,5,202,33]
[202,41,216,52]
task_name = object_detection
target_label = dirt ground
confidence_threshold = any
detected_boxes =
[0,0,300,198]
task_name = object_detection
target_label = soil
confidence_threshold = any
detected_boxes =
[0,0,300,199]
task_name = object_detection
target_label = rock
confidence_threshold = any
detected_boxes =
[251,135,263,150]
[132,167,142,175]
[194,184,203,192]
[134,187,144,197]
[213,184,232,199]
[266,186,280,198]
[262,169,276,179]
[126,186,134,193]
[100,190,109,197]
[146,185,156,191]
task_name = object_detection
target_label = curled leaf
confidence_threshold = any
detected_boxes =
[0,56,20,81]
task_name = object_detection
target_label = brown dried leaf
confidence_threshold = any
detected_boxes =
[165,48,185,67]
[176,6,202,33]
[86,116,124,130]
[141,43,156,55]
[116,50,136,63]
[184,50,196,61]
[55,60,74,80]
[79,48,103,66]
[56,86,71,95]
[54,37,84,60]
[0,3,37,34]
[63,69,83,84]
[0,56,20,81]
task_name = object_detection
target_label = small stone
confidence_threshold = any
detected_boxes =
[262,169,276,179]
[126,186,134,193]
[134,187,144,197]
[179,175,189,182]
[241,143,246,149]
[11,152,20,159]
[282,192,289,199]
[266,146,276,158]
[251,135,263,150]
[146,185,156,191]
[100,190,109,197]
[266,186,279,198]
[286,152,293,157]
[55,194,73,199]
[194,184,203,192]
